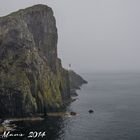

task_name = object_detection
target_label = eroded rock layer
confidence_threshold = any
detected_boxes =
[0,4,87,117]
[0,5,71,117]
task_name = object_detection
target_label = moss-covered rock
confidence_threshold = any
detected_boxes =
[0,4,87,117]
[0,4,71,117]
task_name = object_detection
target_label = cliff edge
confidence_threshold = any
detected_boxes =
[69,70,87,96]
[0,4,87,117]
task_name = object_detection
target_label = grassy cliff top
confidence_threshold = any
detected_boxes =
[0,4,53,20]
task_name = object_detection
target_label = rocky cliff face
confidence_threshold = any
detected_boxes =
[0,5,87,117]
[69,70,87,96]
[0,5,71,117]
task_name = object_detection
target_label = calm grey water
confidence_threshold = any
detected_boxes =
[63,73,140,140]
[6,73,140,140]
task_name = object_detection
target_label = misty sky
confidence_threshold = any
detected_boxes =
[0,0,140,73]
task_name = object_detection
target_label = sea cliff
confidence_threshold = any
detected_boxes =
[0,4,87,117]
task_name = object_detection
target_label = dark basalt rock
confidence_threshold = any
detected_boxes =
[70,112,77,116]
[88,110,94,113]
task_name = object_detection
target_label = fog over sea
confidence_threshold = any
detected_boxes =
[7,72,140,140]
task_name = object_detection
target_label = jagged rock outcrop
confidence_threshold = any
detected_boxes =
[0,4,87,117]
[69,70,87,96]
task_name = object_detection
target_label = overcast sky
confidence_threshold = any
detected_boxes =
[0,0,140,73]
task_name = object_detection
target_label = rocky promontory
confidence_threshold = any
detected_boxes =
[0,4,87,117]
[69,70,87,96]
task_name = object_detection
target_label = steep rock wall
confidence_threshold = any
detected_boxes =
[0,5,70,117]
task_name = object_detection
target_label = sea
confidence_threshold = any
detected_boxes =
[2,72,140,140]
